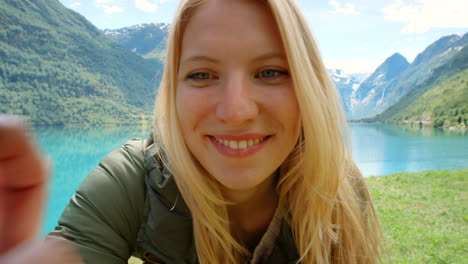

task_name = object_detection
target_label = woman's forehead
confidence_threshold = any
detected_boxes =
[179,0,285,61]
[185,0,271,28]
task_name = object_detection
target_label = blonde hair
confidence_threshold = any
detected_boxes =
[153,0,381,263]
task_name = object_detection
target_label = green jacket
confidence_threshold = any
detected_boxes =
[51,139,300,264]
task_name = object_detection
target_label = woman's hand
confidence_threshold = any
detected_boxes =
[0,115,82,263]
[0,238,83,264]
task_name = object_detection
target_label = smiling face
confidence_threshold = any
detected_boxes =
[176,0,301,196]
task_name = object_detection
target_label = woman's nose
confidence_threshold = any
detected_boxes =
[215,74,259,125]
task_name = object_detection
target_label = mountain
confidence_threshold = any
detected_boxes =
[104,23,169,60]
[366,44,468,128]
[0,0,163,125]
[328,69,365,113]
[349,34,467,120]
[349,53,409,119]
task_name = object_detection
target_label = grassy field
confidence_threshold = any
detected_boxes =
[368,169,467,263]
[129,169,467,263]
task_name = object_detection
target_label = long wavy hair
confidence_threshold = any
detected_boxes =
[152,0,381,263]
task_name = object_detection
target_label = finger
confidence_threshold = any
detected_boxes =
[0,115,47,188]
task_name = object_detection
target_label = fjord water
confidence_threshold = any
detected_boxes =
[350,124,467,176]
[37,123,468,235]
[35,125,150,236]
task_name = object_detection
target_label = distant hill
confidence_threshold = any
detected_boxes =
[348,33,467,122]
[0,0,163,125]
[104,23,169,61]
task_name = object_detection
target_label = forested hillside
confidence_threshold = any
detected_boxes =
[367,46,468,128]
[350,34,467,120]
[0,0,163,125]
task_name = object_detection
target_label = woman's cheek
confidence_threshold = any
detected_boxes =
[176,86,213,132]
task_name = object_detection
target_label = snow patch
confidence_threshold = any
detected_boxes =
[159,24,170,30]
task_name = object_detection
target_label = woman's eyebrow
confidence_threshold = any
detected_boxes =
[182,55,220,64]
[251,52,286,62]
[181,52,286,64]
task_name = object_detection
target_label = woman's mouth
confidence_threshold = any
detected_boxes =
[213,136,268,149]
[208,135,271,157]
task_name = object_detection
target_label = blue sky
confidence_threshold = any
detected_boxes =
[58,0,468,74]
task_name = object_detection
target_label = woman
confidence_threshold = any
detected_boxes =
[1,0,380,263]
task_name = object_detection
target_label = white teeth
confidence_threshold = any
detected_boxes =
[229,141,238,149]
[239,140,247,149]
[214,137,266,149]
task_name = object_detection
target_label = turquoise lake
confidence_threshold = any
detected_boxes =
[36,123,468,235]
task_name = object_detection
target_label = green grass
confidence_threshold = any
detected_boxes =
[128,169,468,263]
[368,169,467,263]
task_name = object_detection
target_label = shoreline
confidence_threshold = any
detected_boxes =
[348,120,468,133]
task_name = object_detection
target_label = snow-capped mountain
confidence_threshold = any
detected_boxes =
[104,23,170,59]
[328,69,367,114]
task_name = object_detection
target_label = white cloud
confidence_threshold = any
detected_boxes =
[325,59,381,74]
[69,2,81,8]
[135,0,158,12]
[94,0,124,13]
[103,5,124,13]
[382,0,468,34]
[329,0,360,15]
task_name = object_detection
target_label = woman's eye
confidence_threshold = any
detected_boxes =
[257,69,289,80]
[187,72,211,81]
